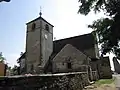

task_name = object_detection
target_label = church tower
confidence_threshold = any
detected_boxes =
[26,12,54,73]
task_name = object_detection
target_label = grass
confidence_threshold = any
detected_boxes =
[95,78,115,86]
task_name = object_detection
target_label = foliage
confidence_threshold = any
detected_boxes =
[11,65,19,75]
[0,0,11,2]
[78,0,120,59]
[0,52,5,63]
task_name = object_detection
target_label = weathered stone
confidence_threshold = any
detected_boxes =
[0,72,89,90]
[92,71,99,81]
[26,17,54,74]
[52,44,91,73]
[99,57,112,79]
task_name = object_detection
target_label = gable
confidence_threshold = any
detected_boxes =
[53,44,90,64]
[52,44,91,73]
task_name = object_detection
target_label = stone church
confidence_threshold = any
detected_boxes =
[18,13,112,79]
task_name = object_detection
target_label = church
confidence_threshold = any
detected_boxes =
[18,12,112,79]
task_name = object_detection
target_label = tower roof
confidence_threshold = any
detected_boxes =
[26,16,54,27]
[39,6,42,17]
[53,33,95,54]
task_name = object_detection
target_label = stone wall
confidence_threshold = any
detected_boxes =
[90,57,112,79]
[0,72,89,90]
[92,71,99,81]
[26,19,41,73]
[52,44,91,73]
[26,17,53,74]
[99,57,112,79]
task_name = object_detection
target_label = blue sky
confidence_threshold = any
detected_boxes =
[0,0,114,70]
[0,0,56,66]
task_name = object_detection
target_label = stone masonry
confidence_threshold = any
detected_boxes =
[0,72,91,90]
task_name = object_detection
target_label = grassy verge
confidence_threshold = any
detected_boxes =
[95,78,115,86]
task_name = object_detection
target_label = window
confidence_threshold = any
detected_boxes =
[45,24,49,31]
[67,62,72,69]
[31,23,36,31]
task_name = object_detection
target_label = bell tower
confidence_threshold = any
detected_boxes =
[26,11,54,73]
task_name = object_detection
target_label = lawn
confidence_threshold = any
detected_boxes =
[95,78,115,86]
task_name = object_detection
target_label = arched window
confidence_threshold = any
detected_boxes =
[31,23,36,31]
[45,24,49,31]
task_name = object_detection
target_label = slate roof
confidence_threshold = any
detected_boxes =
[17,52,26,63]
[26,16,54,27]
[52,33,96,57]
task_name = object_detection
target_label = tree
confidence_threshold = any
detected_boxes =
[0,0,10,2]
[20,52,24,56]
[0,52,6,63]
[11,65,20,75]
[78,0,120,59]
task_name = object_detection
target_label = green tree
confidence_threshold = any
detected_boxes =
[11,65,19,75]
[0,52,6,63]
[78,0,120,59]
[0,0,10,2]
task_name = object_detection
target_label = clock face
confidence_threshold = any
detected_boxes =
[45,34,48,39]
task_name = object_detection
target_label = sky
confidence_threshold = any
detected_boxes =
[0,0,115,70]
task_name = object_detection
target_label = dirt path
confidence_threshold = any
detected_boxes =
[94,83,115,90]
